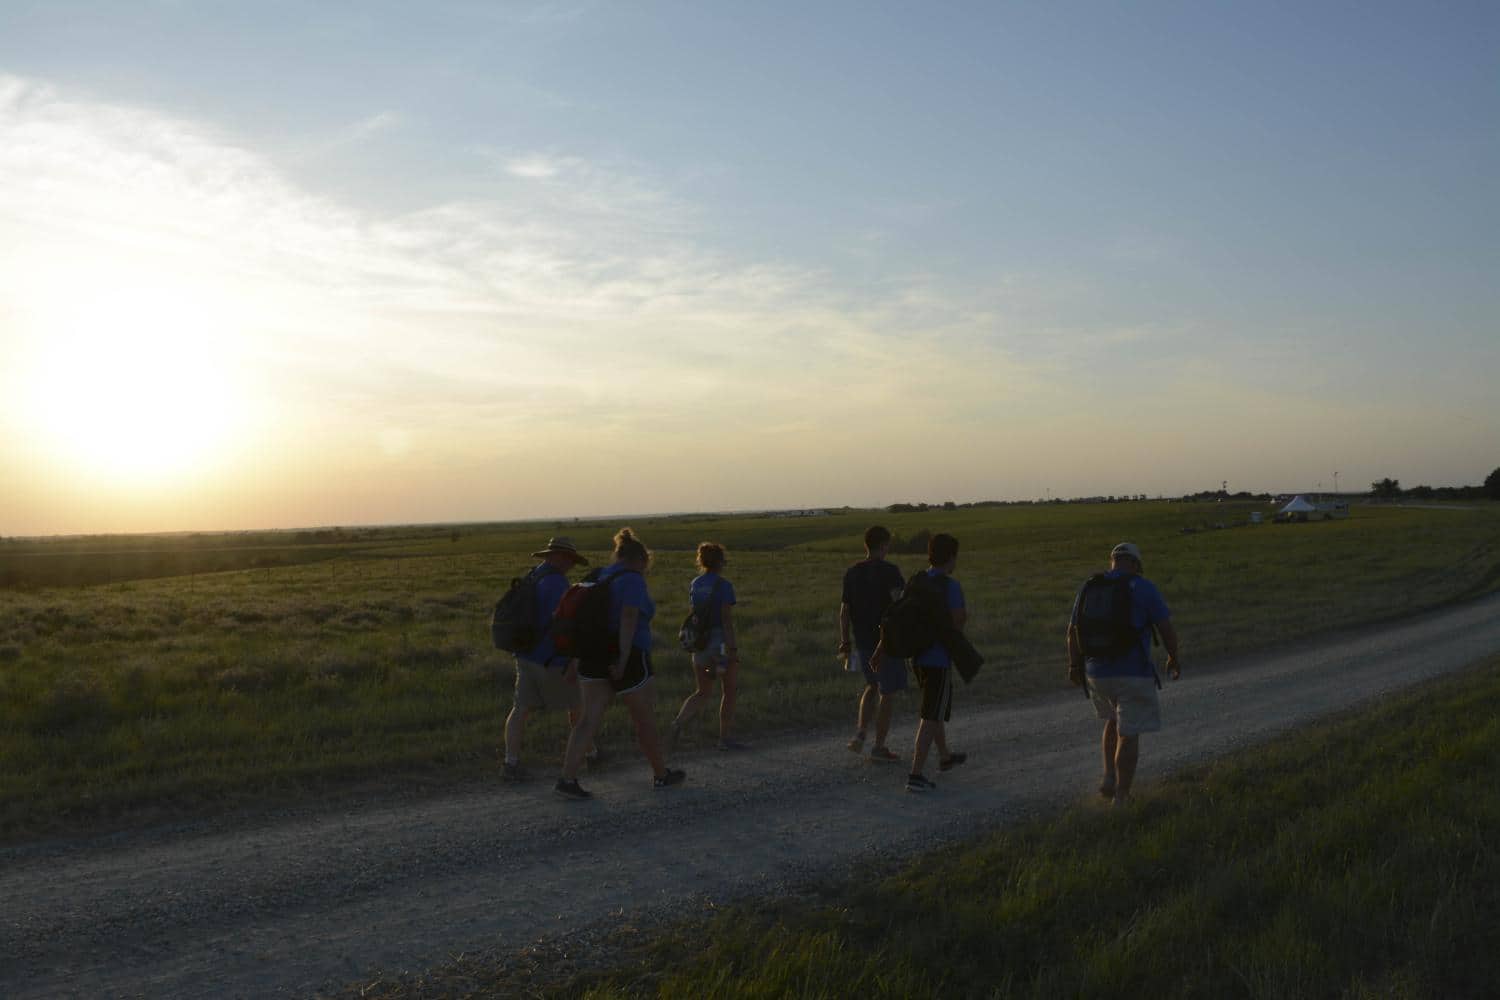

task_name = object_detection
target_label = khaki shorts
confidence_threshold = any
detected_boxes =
[1088,674,1161,736]
[514,657,580,713]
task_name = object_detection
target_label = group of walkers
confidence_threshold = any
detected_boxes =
[499,524,1181,804]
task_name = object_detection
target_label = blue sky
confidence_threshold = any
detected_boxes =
[1,2,1496,533]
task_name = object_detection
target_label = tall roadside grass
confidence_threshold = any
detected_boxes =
[1,502,1496,840]
[472,655,1499,1000]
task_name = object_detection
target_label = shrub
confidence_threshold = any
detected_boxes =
[31,678,114,735]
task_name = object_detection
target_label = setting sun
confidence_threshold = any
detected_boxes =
[21,282,244,486]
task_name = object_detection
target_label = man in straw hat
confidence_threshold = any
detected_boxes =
[502,537,595,781]
[1066,542,1181,806]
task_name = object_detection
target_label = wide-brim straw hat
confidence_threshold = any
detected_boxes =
[531,537,588,564]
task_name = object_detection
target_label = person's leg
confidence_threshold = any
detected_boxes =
[1100,717,1119,795]
[858,683,877,733]
[566,708,602,760]
[849,682,876,750]
[717,661,738,742]
[872,693,895,749]
[560,682,612,781]
[912,718,936,775]
[621,684,668,777]
[674,668,714,729]
[1114,732,1140,801]
[932,720,949,761]
[503,705,530,764]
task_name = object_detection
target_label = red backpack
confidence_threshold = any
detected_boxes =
[550,568,638,664]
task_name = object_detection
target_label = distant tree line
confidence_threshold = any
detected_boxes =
[1370,469,1500,501]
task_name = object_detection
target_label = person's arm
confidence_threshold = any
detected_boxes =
[1066,624,1085,686]
[837,602,852,656]
[721,602,739,665]
[948,578,967,631]
[1157,619,1181,680]
[613,605,638,679]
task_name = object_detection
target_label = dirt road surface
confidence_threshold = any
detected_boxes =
[5,592,1500,998]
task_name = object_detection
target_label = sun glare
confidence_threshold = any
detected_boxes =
[22,283,245,486]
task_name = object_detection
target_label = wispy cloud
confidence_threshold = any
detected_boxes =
[0,73,1067,528]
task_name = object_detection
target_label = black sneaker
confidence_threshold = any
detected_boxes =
[553,778,591,801]
[906,773,937,794]
[653,768,686,789]
[938,752,967,772]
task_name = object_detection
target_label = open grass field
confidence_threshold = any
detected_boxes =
[512,654,1500,1000]
[2,501,1497,841]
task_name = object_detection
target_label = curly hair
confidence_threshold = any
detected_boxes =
[696,542,726,571]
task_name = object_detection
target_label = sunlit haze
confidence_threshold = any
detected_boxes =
[2,3,1496,535]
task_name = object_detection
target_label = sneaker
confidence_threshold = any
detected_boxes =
[717,738,748,751]
[553,778,591,801]
[905,773,937,794]
[653,768,687,789]
[938,752,967,773]
[868,746,900,763]
[846,732,866,753]
[501,761,528,782]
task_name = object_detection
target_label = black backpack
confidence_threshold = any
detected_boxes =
[1074,573,1140,659]
[551,568,639,664]
[490,565,550,653]
[879,572,946,659]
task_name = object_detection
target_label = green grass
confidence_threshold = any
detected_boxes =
[2,501,1497,840]
[428,655,1500,1000]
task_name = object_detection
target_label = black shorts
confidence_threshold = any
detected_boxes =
[914,666,954,722]
[579,647,654,694]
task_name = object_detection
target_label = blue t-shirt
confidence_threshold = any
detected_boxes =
[841,558,905,656]
[912,568,965,669]
[525,564,573,667]
[601,563,655,652]
[689,572,737,629]
[1072,570,1171,679]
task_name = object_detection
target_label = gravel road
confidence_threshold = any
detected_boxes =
[5,592,1500,999]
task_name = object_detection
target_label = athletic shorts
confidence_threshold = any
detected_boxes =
[1087,674,1161,735]
[691,627,729,673]
[914,666,953,722]
[513,657,580,712]
[855,647,908,695]
[579,646,654,695]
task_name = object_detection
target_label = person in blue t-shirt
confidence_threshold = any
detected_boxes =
[1067,542,1182,807]
[668,542,744,751]
[501,537,594,782]
[872,532,969,793]
[838,525,906,762]
[555,528,685,799]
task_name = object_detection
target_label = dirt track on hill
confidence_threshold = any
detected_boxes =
[5,592,1500,999]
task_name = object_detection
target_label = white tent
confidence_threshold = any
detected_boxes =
[1279,495,1318,513]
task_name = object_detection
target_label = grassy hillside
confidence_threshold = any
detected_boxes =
[1,501,1496,840]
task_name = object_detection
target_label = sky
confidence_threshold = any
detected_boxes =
[1,1,1496,535]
